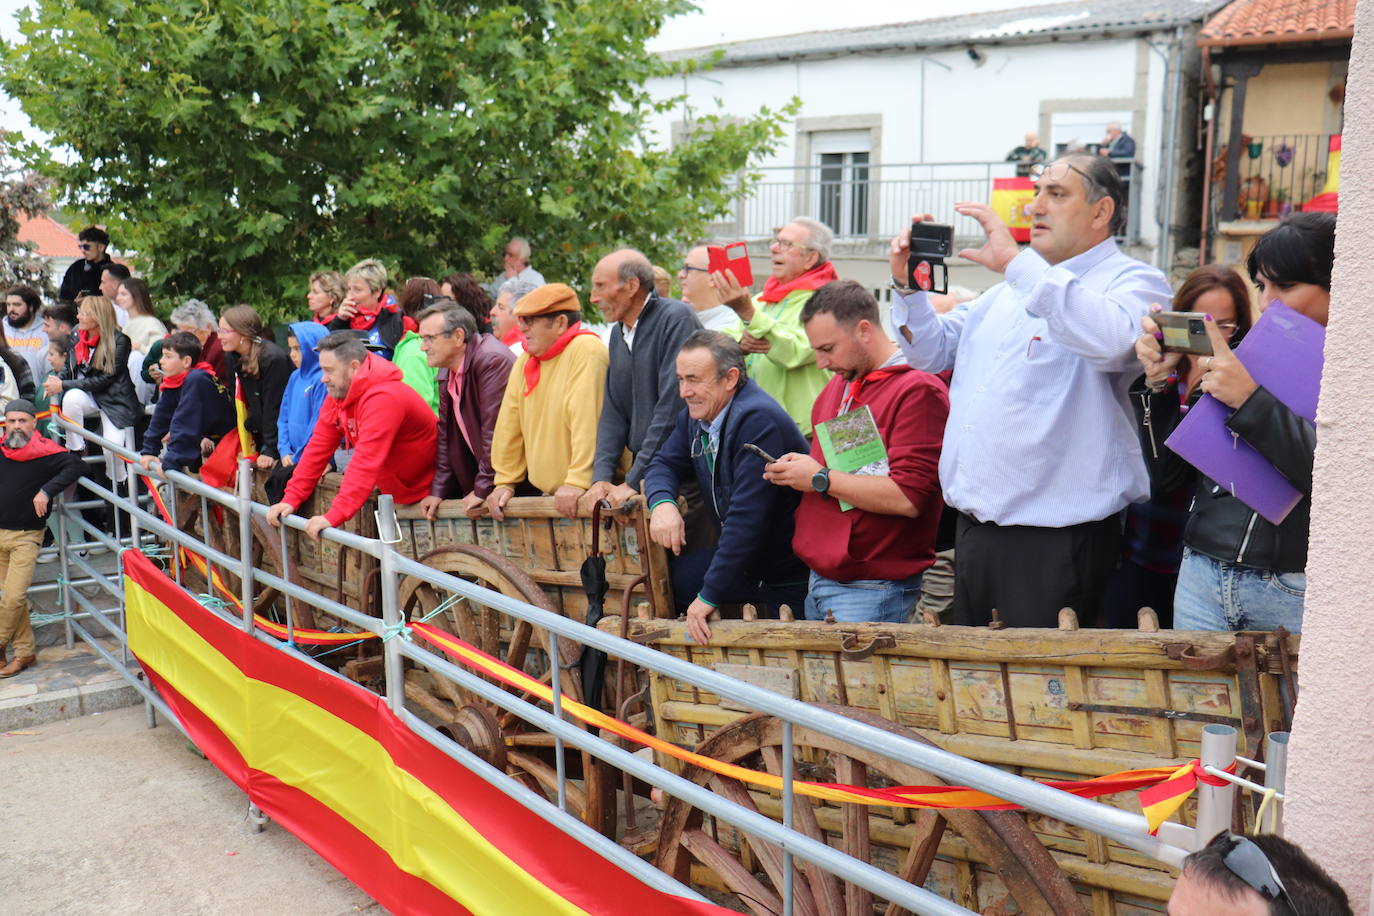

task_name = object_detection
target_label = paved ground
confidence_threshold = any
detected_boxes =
[3,705,385,915]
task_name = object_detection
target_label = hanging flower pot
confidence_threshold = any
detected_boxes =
[1247,141,1264,159]
[1274,144,1295,167]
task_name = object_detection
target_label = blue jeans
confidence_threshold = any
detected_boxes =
[1173,548,1307,633]
[803,570,924,623]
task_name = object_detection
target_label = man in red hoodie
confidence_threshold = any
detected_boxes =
[267,332,436,540]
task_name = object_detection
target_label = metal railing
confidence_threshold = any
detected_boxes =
[38,416,1289,915]
[1218,133,1335,222]
[718,159,1145,246]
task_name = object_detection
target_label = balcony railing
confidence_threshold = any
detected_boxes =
[714,159,1144,247]
[1217,133,1335,222]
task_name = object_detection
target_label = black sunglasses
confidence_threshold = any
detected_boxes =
[1222,834,1297,915]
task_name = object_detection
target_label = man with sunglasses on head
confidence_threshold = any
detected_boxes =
[59,226,115,302]
[890,154,1172,629]
[1169,831,1350,915]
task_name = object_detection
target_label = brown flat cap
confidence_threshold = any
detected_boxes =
[514,283,580,317]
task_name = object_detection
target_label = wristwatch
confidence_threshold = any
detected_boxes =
[811,466,831,497]
[890,277,918,296]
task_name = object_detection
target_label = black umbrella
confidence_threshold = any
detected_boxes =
[579,499,611,708]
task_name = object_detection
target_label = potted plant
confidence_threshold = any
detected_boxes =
[1275,188,1292,217]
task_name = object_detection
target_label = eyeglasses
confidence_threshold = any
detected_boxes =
[78,242,93,250]
[419,332,455,345]
[769,237,811,252]
[1029,161,1093,186]
[680,264,708,275]
[1216,319,1240,336]
[1220,834,1297,915]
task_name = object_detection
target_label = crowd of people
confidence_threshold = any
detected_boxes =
[0,152,1334,661]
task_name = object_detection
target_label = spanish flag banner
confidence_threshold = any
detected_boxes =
[199,377,257,489]
[990,177,1035,242]
[122,549,730,916]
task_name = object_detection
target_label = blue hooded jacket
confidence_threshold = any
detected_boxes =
[277,321,329,464]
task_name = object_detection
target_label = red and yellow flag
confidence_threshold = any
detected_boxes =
[123,550,732,916]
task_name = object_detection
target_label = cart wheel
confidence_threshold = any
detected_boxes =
[655,706,1084,916]
[174,492,313,627]
[399,544,614,834]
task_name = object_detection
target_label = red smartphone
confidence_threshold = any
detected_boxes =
[707,241,753,288]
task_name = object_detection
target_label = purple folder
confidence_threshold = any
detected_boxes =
[1163,302,1324,524]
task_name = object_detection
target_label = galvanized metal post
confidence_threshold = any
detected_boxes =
[549,628,567,813]
[376,495,405,716]
[782,719,795,916]
[167,479,182,586]
[200,493,214,591]
[1265,732,1289,834]
[1195,724,1238,848]
[238,458,254,633]
[56,492,75,650]
[279,519,294,644]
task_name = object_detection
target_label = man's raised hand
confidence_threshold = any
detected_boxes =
[953,202,1018,274]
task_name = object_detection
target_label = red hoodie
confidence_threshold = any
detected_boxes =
[283,353,437,526]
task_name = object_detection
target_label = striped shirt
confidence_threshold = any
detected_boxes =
[891,239,1173,527]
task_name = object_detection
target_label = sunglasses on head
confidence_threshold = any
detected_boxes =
[1221,834,1297,915]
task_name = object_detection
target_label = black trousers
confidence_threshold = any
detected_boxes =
[952,511,1123,628]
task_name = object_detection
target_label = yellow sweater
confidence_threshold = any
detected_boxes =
[491,334,608,493]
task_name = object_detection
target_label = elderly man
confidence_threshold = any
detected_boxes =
[891,154,1172,627]
[714,217,835,436]
[645,331,808,643]
[413,301,515,520]
[487,284,607,520]
[491,277,541,353]
[327,258,403,357]
[0,399,84,677]
[4,286,49,384]
[1100,121,1136,160]
[582,249,701,509]
[494,237,546,297]
[678,245,743,335]
[267,333,436,539]
[1168,832,1350,916]
[58,226,113,302]
[1005,130,1047,177]
[764,281,948,623]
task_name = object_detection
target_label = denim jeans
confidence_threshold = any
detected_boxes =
[1173,548,1307,633]
[803,570,924,623]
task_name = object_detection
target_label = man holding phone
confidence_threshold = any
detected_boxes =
[643,331,809,644]
[889,154,1172,627]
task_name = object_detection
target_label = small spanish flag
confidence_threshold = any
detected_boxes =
[991,177,1036,242]
[200,377,257,488]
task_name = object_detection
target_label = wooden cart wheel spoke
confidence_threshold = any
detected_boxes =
[505,750,588,813]
[654,706,1084,916]
[681,827,785,916]
[705,774,822,916]
[759,746,845,916]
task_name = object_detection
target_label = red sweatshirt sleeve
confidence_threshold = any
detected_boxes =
[321,390,405,526]
[282,401,343,512]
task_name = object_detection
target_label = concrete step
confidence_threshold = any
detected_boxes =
[0,626,143,732]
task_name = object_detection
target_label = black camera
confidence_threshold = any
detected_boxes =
[907,222,953,294]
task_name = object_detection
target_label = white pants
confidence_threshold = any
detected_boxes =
[61,388,133,483]
[129,349,156,406]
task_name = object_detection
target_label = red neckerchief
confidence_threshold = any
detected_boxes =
[523,322,597,395]
[314,311,336,327]
[160,361,216,390]
[758,262,838,304]
[348,291,398,331]
[838,369,897,416]
[500,325,525,348]
[402,314,418,333]
[75,328,100,364]
[2,432,65,461]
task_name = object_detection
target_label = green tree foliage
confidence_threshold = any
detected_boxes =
[0,135,55,296]
[2,0,790,323]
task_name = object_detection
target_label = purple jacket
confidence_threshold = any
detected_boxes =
[431,333,516,499]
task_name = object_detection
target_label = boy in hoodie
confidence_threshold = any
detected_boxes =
[265,321,329,504]
[267,332,436,539]
[137,332,235,476]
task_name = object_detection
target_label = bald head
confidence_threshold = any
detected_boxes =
[591,248,657,326]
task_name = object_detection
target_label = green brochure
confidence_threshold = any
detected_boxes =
[814,405,889,512]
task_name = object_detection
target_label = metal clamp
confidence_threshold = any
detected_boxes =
[839,631,895,661]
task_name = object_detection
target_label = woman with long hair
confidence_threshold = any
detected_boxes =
[115,276,167,404]
[1107,265,1254,626]
[217,305,293,471]
[42,295,140,481]
[1134,212,1334,633]
[440,272,493,333]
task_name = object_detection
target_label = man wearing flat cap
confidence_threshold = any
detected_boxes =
[0,399,84,677]
[415,299,517,521]
[487,283,608,520]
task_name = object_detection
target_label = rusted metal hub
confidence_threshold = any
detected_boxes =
[439,704,507,770]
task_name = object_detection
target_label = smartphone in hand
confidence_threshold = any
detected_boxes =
[741,442,778,464]
[708,242,753,288]
[1155,311,1214,356]
[908,222,953,294]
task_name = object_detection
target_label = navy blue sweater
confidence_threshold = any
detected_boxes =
[643,379,809,606]
[141,369,235,472]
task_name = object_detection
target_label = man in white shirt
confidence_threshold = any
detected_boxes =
[493,237,546,298]
[677,245,743,336]
[890,154,1172,627]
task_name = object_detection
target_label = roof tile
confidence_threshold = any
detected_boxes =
[1200,0,1356,46]
[17,213,82,259]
